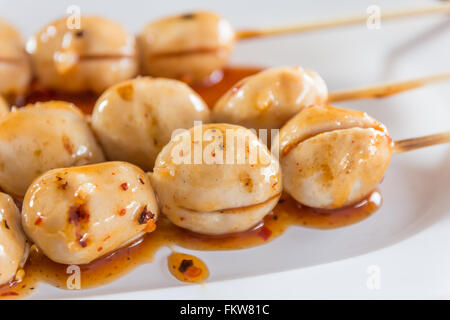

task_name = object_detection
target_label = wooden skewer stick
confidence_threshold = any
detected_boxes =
[393,131,450,154]
[236,3,450,40]
[327,72,450,102]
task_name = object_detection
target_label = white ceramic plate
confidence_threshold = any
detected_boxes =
[2,0,449,299]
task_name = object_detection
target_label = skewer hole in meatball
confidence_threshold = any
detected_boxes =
[27,16,138,94]
[21,162,159,265]
[0,19,31,103]
[0,101,105,198]
[139,11,235,83]
[213,66,328,130]
[150,123,282,236]
[91,77,210,171]
[278,104,393,209]
[0,192,27,286]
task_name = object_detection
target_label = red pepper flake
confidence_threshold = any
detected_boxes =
[185,266,202,278]
[178,259,202,278]
[97,247,103,252]
[138,206,155,225]
[178,259,193,273]
[118,209,126,216]
[120,182,129,191]
[34,216,43,226]
[257,226,272,241]
[139,178,145,185]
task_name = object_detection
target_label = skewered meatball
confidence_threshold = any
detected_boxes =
[0,192,27,285]
[22,161,158,265]
[0,101,105,198]
[27,16,137,93]
[0,19,31,102]
[0,95,9,117]
[91,77,210,171]
[151,123,281,235]
[139,11,235,83]
[213,66,328,130]
[279,105,392,209]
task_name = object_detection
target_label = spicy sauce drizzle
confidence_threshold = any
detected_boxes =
[1,66,382,299]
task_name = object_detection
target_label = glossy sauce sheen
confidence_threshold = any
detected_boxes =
[1,67,383,299]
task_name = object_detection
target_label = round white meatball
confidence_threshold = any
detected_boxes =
[27,16,138,93]
[0,101,105,198]
[0,19,31,102]
[151,123,281,235]
[22,161,159,265]
[91,77,210,171]
[280,105,393,209]
[213,66,328,130]
[0,192,26,285]
[139,11,235,83]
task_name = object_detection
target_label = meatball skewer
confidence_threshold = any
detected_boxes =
[213,67,450,131]
[140,3,450,82]
[278,104,450,210]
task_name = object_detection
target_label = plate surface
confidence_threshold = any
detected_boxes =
[1,0,449,299]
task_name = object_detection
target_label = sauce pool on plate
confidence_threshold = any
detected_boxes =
[1,66,383,299]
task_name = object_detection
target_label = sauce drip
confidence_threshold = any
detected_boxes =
[1,66,382,299]
[22,66,263,111]
[168,252,209,283]
[0,191,381,299]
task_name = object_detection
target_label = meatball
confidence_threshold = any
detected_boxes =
[22,161,159,265]
[213,66,328,130]
[0,19,31,102]
[0,192,27,285]
[279,105,393,209]
[151,123,281,235]
[0,101,105,198]
[139,11,235,83]
[27,16,137,93]
[91,77,210,171]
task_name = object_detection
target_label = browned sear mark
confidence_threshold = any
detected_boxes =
[180,13,195,20]
[56,175,69,190]
[68,204,90,248]
[117,84,134,101]
[62,135,73,155]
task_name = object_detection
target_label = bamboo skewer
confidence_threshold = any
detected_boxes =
[327,73,450,102]
[393,131,450,154]
[236,3,450,40]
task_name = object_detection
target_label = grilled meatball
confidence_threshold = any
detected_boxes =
[0,101,105,197]
[139,11,235,83]
[92,77,210,171]
[27,16,137,93]
[22,162,158,265]
[151,123,281,235]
